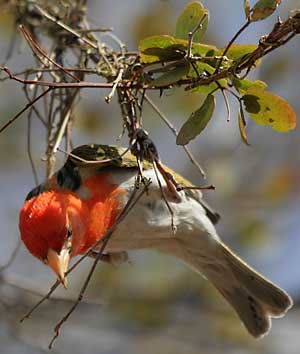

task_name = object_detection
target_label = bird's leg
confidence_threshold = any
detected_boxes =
[88,250,129,265]
[176,184,215,191]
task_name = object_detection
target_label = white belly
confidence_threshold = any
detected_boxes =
[104,169,219,255]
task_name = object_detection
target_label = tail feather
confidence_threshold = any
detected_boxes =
[216,285,271,338]
[221,243,293,317]
[171,237,293,338]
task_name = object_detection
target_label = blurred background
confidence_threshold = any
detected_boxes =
[0,0,299,353]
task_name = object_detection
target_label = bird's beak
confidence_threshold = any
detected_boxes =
[47,248,70,288]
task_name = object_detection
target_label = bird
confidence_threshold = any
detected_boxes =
[19,143,292,338]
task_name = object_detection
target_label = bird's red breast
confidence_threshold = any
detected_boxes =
[71,173,126,256]
[20,173,126,260]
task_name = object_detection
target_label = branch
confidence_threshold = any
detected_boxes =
[214,20,251,73]
[48,177,151,349]
[144,94,206,178]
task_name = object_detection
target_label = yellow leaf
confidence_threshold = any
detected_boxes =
[242,88,296,132]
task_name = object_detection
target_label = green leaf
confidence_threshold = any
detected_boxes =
[224,44,258,60]
[189,62,227,94]
[238,106,250,145]
[150,61,190,87]
[191,42,221,57]
[223,44,261,66]
[242,87,296,132]
[251,0,281,22]
[232,78,267,95]
[244,0,251,19]
[138,35,185,63]
[177,94,215,145]
[139,34,222,64]
[175,2,209,42]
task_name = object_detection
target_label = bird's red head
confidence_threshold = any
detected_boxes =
[19,190,83,287]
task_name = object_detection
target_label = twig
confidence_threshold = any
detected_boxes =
[152,160,176,232]
[186,13,208,58]
[0,239,21,273]
[26,103,39,186]
[1,26,18,65]
[0,86,52,134]
[57,145,131,166]
[20,178,148,323]
[214,20,251,73]
[34,4,98,49]
[155,158,214,193]
[51,108,71,154]
[176,184,215,191]
[144,94,206,178]
[0,68,99,81]
[103,32,127,58]
[105,68,124,103]
[220,88,231,122]
[19,176,149,321]
[48,178,151,349]
[97,42,114,74]
[0,67,116,88]
[51,89,79,155]
[19,25,80,82]
[23,80,47,126]
[75,27,113,33]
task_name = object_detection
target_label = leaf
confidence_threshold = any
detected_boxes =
[224,44,258,60]
[232,78,267,95]
[177,94,215,145]
[150,61,190,87]
[138,35,185,63]
[175,1,209,42]
[191,42,221,57]
[238,106,250,145]
[223,44,261,66]
[242,87,296,132]
[189,62,227,94]
[139,34,222,64]
[251,0,281,22]
[244,0,251,19]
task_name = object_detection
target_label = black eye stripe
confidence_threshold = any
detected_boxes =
[56,161,81,191]
[25,184,45,201]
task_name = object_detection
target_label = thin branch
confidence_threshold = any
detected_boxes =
[76,27,113,33]
[0,239,22,273]
[152,159,176,232]
[34,4,98,49]
[1,26,18,65]
[0,87,52,134]
[0,68,99,81]
[144,94,206,178]
[103,32,127,58]
[19,25,81,82]
[57,145,131,166]
[187,13,208,58]
[20,178,150,324]
[214,19,251,73]
[23,84,47,126]
[26,105,39,186]
[220,88,231,122]
[51,89,79,155]
[48,178,151,349]
[0,68,116,88]
[105,68,124,103]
